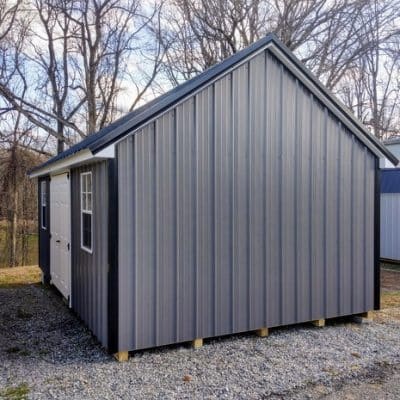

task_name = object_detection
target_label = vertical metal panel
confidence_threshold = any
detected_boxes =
[295,85,312,323]
[128,126,157,350]
[118,136,135,350]
[71,161,108,348]
[175,100,196,342]
[117,49,377,352]
[107,158,119,353]
[214,74,233,335]
[281,66,296,324]
[156,111,177,345]
[248,53,266,329]
[195,86,215,338]
[365,154,375,311]
[338,125,353,316]
[310,101,325,319]
[381,193,400,261]
[325,117,340,317]
[265,54,282,327]
[232,62,250,333]
[352,139,366,311]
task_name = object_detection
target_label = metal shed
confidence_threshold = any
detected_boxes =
[30,34,397,360]
[381,168,400,263]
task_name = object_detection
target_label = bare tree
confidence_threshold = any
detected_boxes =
[157,0,400,137]
[0,0,20,41]
[334,0,400,139]
[0,0,164,154]
[60,0,149,134]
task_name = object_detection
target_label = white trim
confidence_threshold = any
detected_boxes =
[96,143,115,158]
[30,149,93,178]
[29,143,115,178]
[380,157,390,169]
[80,171,93,254]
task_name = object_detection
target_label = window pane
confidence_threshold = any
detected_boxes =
[87,193,92,212]
[82,212,92,249]
[41,181,46,206]
[87,174,92,193]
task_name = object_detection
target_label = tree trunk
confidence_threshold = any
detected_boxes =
[8,145,18,267]
[10,189,18,267]
[57,120,65,153]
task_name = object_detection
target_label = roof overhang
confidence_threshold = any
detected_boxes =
[28,144,115,178]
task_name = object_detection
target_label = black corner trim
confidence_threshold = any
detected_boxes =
[38,177,51,285]
[374,159,381,310]
[107,158,119,353]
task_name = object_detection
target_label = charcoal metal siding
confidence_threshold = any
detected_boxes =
[381,193,400,262]
[71,162,108,347]
[38,176,50,283]
[117,49,377,352]
[381,169,400,193]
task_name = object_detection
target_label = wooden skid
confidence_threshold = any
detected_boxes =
[114,351,129,362]
[311,319,325,327]
[191,338,203,349]
[255,327,269,337]
[360,311,373,320]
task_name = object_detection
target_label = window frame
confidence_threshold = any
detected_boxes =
[80,171,93,253]
[40,180,47,230]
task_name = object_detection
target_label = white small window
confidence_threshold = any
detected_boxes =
[40,180,47,229]
[80,172,93,253]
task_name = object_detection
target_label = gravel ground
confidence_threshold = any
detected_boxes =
[1,284,400,399]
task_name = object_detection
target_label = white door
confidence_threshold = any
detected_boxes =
[50,172,71,304]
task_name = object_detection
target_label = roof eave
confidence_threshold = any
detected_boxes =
[28,144,115,178]
[28,149,93,178]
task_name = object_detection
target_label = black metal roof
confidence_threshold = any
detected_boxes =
[30,33,398,174]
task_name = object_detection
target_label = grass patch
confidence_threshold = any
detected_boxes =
[0,266,41,288]
[382,264,400,272]
[381,291,400,309]
[0,383,29,400]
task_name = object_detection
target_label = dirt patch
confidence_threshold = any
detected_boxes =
[376,268,400,322]
[381,268,400,292]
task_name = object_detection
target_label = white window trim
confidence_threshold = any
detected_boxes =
[80,171,93,254]
[40,180,47,230]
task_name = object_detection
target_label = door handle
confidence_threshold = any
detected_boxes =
[56,240,61,243]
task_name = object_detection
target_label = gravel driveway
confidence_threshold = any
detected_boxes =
[1,282,400,399]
